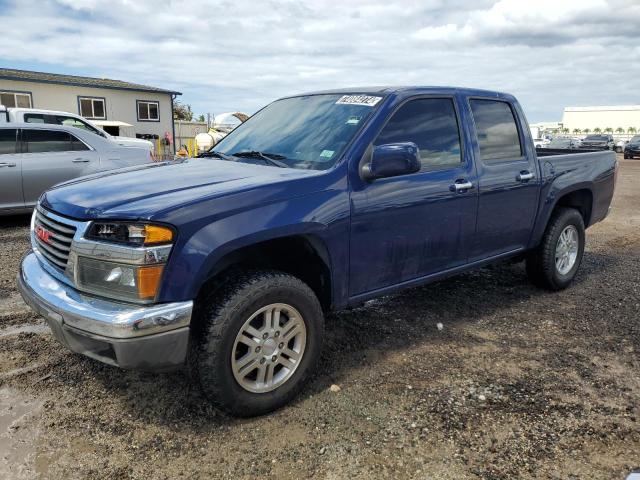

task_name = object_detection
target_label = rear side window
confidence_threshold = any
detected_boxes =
[23,129,73,153]
[24,113,46,123]
[0,129,17,155]
[375,98,462,171]
[469,99,522,162]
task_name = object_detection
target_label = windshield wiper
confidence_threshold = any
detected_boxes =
[232,150,288,168]
[198,150,235,161]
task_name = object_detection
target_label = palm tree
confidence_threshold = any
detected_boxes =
[604,127,613,134]
[584,128,591,134]
[616,127,625,134]
[594,127,602,133]
[629,127,637,134]
[562,128,570,134]
[573,128,581,135]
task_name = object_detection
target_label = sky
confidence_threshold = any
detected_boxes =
[0,0,638,122]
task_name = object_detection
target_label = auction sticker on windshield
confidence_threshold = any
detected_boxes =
[336,95,382,107]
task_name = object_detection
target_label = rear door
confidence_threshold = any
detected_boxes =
[467,98,540,260]
[0,128,23,210]
[20,128,99,206]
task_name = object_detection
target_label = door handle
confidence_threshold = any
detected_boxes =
[517,171,535,182]
[72,158,91,163]
[0,162,16,168]
[450,180,474,192]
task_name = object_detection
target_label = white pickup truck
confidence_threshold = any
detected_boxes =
[0,105,153,152]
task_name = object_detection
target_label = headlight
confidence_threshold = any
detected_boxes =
[76,257,164,302]
[86,222,174,246]
[74,221,175,303]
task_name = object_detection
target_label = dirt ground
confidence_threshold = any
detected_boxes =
[1,156,639,480]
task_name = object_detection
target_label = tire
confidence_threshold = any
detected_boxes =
[189,270,324,417]
[526,207,585,291]
[624,154,630,159]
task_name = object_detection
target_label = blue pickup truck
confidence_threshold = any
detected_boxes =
[18,87,617,416]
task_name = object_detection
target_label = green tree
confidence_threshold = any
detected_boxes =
[584,128,591,134]
[173,101,193,121]
[197,114,205,122]
[604,127,613,134]
[573,128,581,134]
[628,127,637,134]
[616,127,625,134]
[594,127,602,133]
[562,128,570,134]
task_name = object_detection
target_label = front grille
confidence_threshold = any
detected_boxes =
[33,209,77,270]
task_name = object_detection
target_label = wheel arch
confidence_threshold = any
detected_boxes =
[195,233,334,312]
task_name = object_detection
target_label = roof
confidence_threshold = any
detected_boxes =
[293,85,513,99]
[0,68,181,95]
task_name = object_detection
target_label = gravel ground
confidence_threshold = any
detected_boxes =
[1,157,639,479]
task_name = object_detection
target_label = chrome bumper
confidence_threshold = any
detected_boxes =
[18,251,193,371]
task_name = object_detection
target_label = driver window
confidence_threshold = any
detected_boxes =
[374,98,462,171]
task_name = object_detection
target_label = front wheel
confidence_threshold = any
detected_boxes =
[526,207,585,291]
[189,270,324,416]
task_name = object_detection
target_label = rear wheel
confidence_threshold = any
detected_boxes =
[189,270,324,416]
[526,207,585,290]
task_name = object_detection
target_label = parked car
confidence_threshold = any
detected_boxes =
[533,137,550,148]
[0,123,153,214]
[623,135,640,159]
[540,137,581,149]
[18,87,617,416]
[0,105,154,151]
[580,134,615,150]
[615,138,628,153]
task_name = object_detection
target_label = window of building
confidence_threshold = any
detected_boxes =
[469,99,522,162]
[0,91,32,108]
[374,98,462,171]
[23,129,88,153]
[137,100,160,121]
[0,129,17,155]
[78,97,106,119]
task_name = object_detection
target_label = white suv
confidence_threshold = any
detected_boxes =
[0,105,153,152]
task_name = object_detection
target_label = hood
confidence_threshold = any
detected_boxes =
[41,159,321,220]
[110,136,154,150]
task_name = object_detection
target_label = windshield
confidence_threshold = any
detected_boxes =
[212,93,383,170]
[630,135,640,143]
[584,135,608,141]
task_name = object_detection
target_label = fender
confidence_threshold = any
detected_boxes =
[157,188,350,304]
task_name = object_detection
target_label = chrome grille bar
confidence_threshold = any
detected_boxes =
[33,209,77,272]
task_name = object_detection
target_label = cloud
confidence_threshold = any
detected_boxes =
[0,0,638,121]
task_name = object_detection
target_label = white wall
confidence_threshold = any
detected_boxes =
[562,106,640,133]
[0,78,174,139]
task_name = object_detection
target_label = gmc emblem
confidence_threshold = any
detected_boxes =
[35,225,53,244]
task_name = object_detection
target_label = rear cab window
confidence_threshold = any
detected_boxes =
[469,99,522,162]
[374,97,463,172]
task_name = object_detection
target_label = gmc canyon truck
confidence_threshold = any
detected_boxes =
[18,87,617,416]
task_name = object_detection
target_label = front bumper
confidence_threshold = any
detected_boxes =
[17,251,193,371]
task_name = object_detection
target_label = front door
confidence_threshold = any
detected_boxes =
[0,128,23,210]
[466,99,540,261]
[349,96,478,296]
[20,128,99,206]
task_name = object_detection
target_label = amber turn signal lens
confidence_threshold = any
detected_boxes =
[144,225,173,245]
[137,265,164,299]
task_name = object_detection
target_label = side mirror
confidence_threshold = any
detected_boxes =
[361,142,421,181]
